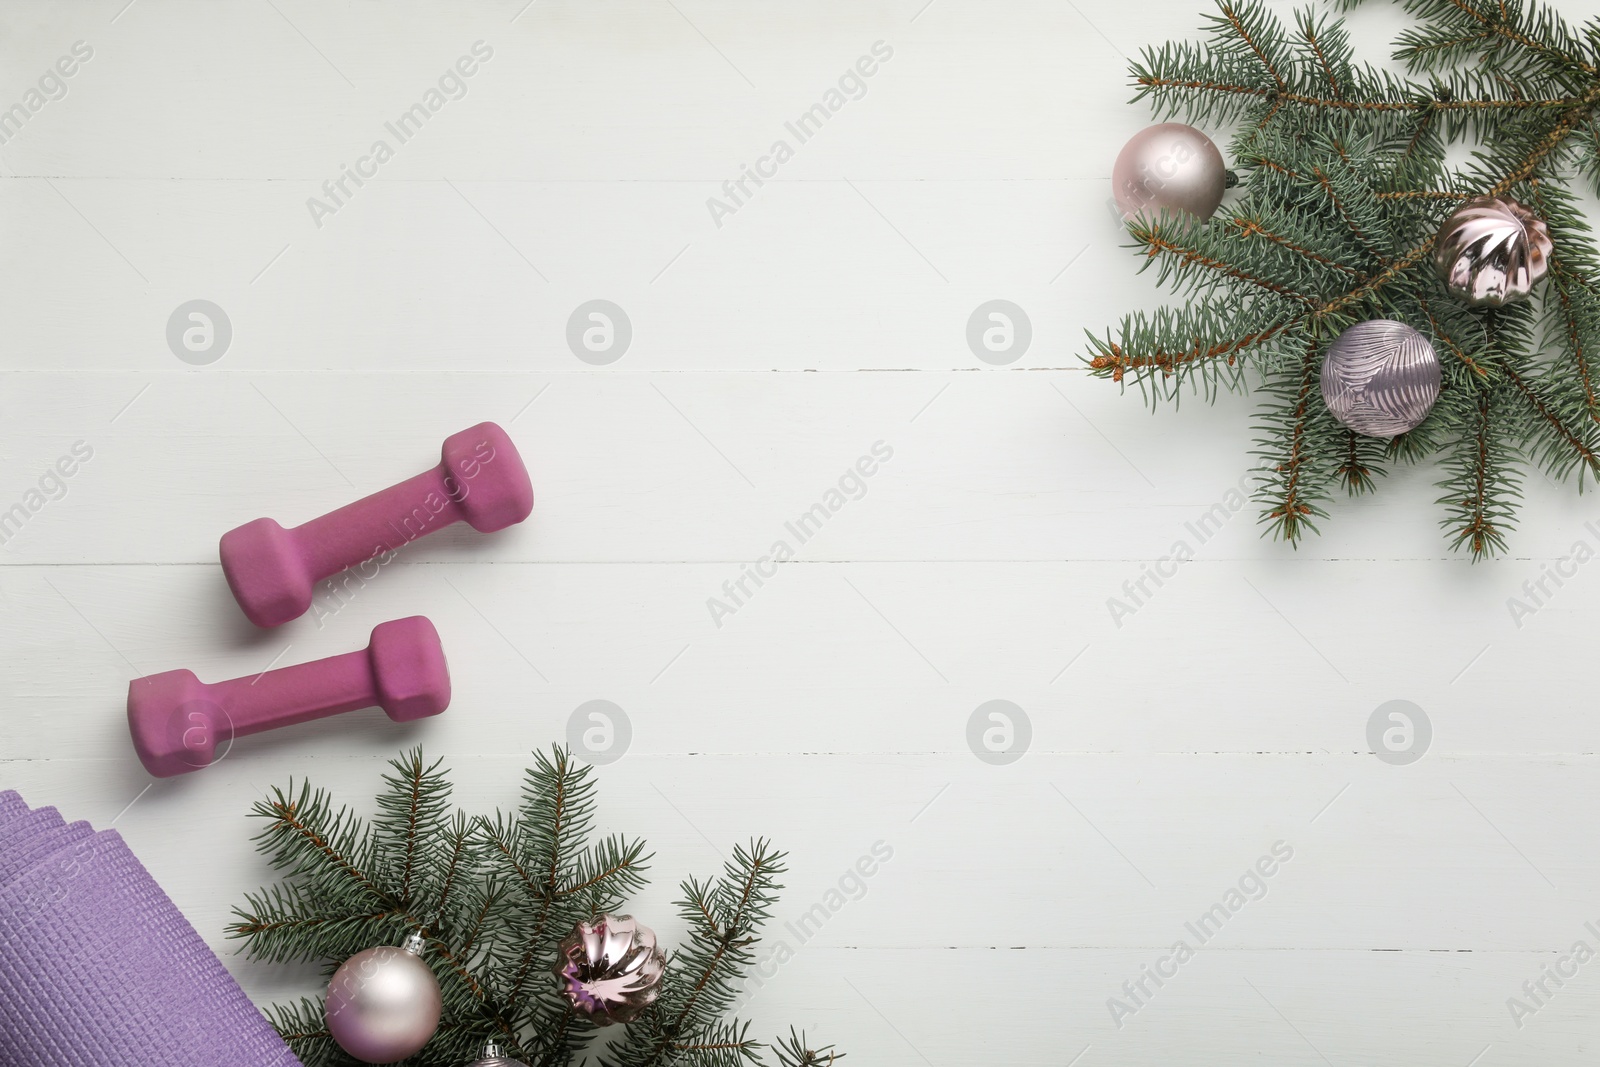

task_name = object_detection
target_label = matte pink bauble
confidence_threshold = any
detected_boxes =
[1112,122,1228,223]
[325,933,442,1063]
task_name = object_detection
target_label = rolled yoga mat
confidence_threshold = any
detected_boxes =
[0,790,302,1067]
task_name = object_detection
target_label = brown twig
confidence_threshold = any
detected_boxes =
[1136,74,1577,112]
[1267,337,1323,540]
[1222,1,1287,91]
[1141,231,1316,303]
[1503,364,1600,472]
[1089,319,1297,379]
[1232,216,1367,277]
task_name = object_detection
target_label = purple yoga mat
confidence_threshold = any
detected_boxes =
[0,789,27,824]
[0,793,302,1067]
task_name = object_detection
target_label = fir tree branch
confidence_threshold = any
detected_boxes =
[1451,391,1502,556]
[1257,336,1330,542]
[418,928,496,1006]
[1299,15,1345,98]
[401,767,425,901]
[484,819,553,904]
[1138,226,1318,303]
[1397,28,1494,67]
[235,750,820,1067]
[666,868,763,1036]
[612,843,786,1067]
[1503,363,1600,473]
[1428,0,1598,79]
[1311,238,1435,319]
[1135,74,1574,111]
[1088,317,1297,380]
[1337,428,1382,493]
[559,837,649,900]
[1524,179,1600,415]
[1231,214,1367,277]
[1374,188,1470,200]
[1094,0,1600,554]
[457,879,506,962]
[1488,84,1600,195]
[506,917,559,1012]
[1541,263,1600,412]
[256,784,388,905]
[432,814,475,931]
[375,749,447,908]
[1221,0,1289,91]
[1311,165,1389,265]
[773,1030,844,1067]
[1417,294,1492,377]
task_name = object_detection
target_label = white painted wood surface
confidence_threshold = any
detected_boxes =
[6,1,1600,1063]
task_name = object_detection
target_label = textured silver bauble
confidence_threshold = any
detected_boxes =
[325,932,443,1064]
[552,914,666,1025]
[1320,320,1442,438]
[1433,196,1552,306]
[1111,123,1228,223]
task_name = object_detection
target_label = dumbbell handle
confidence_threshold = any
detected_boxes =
[204,648,383,735]
[296,468,464,580]
[221,422,532,628]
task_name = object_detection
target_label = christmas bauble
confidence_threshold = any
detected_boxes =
[325,932,443,1063]
[466,1041,530,1066]
[1112,123,1228,223]
[1432,196,1552,306]
[1320,319,1442,438]
[552,913,666,1025]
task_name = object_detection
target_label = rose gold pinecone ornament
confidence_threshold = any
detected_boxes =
[1432,196,1553,306]
[551,914,666,1025]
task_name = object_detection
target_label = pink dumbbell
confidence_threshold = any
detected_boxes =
[221,421,533,627]
[127,617,450,777]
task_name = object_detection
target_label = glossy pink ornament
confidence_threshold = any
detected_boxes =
[552,914,666,1025]
[127,616,449,776]
[326,933,442,1064]
[1433,196,1552,306]
[221,421,533,627]
[1112,122,1228,223]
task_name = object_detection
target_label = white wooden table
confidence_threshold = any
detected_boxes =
[6,1,1600,1062]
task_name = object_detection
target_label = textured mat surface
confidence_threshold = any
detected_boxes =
[0,793,301,1067]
